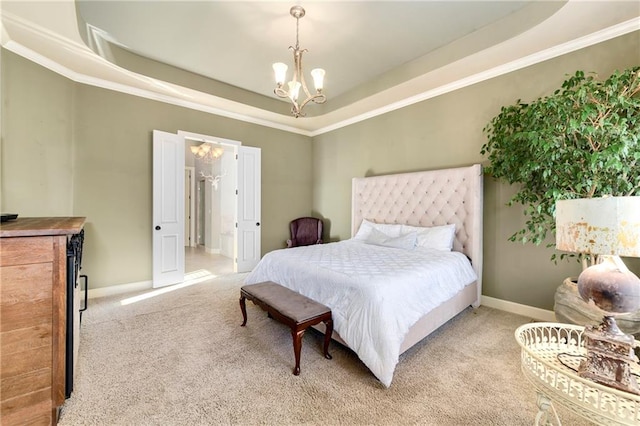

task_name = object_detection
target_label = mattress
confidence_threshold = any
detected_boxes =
[244,240,478,387]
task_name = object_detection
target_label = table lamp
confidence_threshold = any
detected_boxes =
[556,196,640,394]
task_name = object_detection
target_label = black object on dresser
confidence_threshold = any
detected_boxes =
[65,229,88,398]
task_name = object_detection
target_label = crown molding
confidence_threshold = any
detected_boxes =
[1,11,315,136]
[2,7,639,137]
[310,17,640,137]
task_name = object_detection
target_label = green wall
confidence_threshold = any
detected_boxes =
[2,30,639,310]
[1,52,75,215]
[312,31,640,310]
[1,49,312,288]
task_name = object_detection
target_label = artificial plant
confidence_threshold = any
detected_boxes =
[480,66,640,260]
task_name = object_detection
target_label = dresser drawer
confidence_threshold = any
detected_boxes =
[1,324,52,355]
[0,368,51,401]
[0,386,52,425]
[0,263,53,333]
[1,347,52,383]
[0,236,54,267]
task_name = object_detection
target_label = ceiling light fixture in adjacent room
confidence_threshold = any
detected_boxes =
[190,143,223,163]
[272,5,326,118]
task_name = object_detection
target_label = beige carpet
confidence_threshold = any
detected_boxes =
[58,273,590,425]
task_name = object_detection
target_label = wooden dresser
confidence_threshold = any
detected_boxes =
[0,217,85,425]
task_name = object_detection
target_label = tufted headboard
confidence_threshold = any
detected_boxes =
[351,164,483,297]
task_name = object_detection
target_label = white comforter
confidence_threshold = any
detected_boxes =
[243,240,477,387]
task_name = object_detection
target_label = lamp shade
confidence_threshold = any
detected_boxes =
[272,62,288,85]
[311,68,325,91]
[556,196,640,257]
[288,81,301,101]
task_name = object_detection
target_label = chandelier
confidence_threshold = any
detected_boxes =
[272,5,326,118]
[190,143,223,163]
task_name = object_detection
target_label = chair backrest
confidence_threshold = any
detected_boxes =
[288,217,323,247]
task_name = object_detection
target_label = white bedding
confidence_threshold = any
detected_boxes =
[243,240,478,387]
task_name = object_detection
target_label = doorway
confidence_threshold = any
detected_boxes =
[185,138,236,275]
[184,246,234,275]
[152,130,261,288]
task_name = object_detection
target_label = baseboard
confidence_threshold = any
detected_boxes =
[87,279,555,322]
[481,295,555,322]
[88,280,152,299]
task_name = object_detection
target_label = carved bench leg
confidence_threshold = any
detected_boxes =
[292,328,305,376]
[240,295,248,327]
[323,318,333,360]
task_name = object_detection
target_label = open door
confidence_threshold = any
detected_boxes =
[236,145,261,272]
[152,130,185,288]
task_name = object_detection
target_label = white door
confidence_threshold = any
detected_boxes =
[152,130,185,288]
[236,145,261,272]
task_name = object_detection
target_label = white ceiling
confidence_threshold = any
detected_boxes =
[75,1,533,100]
[2,1,639,135]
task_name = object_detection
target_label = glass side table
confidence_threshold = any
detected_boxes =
[515,322,640,425]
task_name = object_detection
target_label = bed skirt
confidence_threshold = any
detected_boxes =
[312,281,479,355]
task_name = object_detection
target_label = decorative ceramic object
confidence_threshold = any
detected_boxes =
[554,278,640,337]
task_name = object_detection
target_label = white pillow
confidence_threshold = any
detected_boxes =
[353,219,404,241]
[402,223,456,251]
[353,219,373,240]
[364,227,417,250]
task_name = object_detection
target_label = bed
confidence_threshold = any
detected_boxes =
[244,164,483,387]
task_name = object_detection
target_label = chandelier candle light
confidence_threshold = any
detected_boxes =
[272,5,326,118]
[556,196,640,394]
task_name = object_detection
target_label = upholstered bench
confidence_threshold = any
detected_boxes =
[240,281,333,375]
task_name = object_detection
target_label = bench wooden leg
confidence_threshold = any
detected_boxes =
[292,328,305,376]
[239,295,248,326]
[323,318,333,360]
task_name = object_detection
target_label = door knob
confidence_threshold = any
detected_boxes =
[155,226,161,230]
[256,222,261,226]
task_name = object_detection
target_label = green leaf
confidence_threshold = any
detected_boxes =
[480,66,640,257]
